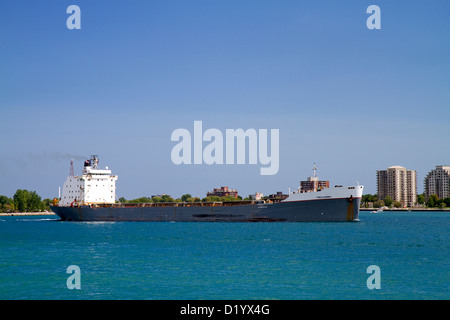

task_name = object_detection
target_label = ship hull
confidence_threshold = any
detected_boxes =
[50,197,361,222]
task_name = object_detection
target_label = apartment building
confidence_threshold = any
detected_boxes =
[377,166,417,207]
[424,165,450,200]
[207,186,238,198]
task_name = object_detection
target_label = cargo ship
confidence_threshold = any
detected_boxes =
[50,156,363,222]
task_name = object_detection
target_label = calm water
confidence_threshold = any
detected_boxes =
[0,212,448,300]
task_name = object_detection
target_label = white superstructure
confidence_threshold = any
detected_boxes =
[283,185,364,202]
[283,163,363,202]
[59,155,118,206]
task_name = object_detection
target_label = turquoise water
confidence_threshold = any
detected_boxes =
[0,212,448,300]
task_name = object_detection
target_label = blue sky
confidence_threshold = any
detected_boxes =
[1,0,449,199]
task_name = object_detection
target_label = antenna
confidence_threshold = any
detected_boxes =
[69,159,74,177]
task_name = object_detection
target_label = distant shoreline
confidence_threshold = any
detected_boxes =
[0,211,56,216]
[360,208,450,212]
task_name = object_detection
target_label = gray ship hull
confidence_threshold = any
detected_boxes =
[50,197,361,222]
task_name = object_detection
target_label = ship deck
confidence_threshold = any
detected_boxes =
[65,199,284,209]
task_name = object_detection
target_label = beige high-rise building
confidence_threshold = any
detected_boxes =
[424,166,450,200]
[377,166,417,207]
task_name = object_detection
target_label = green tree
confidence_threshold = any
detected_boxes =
[151,197,162,203]
[223,195,238,201]
[13,189,43,212]
[373,200,383,208]
[202,196,222,202]
[118,197,127,203]
[181,194,192,202]
[29,191,44,211]
[427,194,439,207]
[444,197,450,208]
[384,196,393,207]
[129,197,153,203]
[0,195,10,206]
[13,189,31,212]
[161,195,174,202]
[361,194,379,208]
[417,194,425,205]
[435,198,446,208]
[0,195,11,213]
[42,198,53,211]
[393,201,402,208]
[362,194,378,203]
[182,196,199,203]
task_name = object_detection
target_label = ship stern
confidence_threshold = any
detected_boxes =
[50,206,80,221]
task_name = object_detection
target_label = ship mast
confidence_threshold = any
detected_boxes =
[83,155,99,174]
[91,155,99,169]
[312,162,317,178]
[69,159,74,177]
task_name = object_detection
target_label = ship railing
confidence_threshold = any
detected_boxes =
[109,200,257,208]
